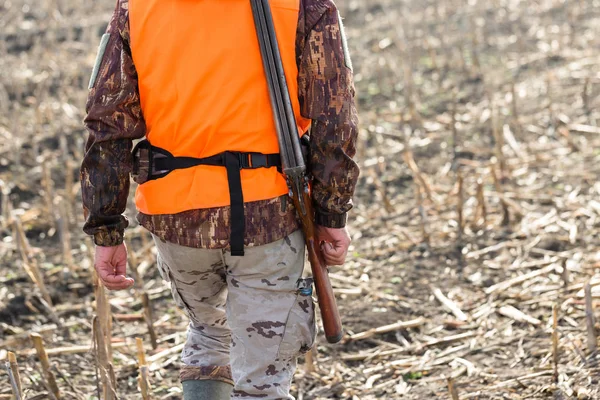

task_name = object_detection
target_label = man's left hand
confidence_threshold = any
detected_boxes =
[315,226,351,266]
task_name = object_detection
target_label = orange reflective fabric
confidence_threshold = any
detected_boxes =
[129,0,311,215]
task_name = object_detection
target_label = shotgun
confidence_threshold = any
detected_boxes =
[250,0,343,343]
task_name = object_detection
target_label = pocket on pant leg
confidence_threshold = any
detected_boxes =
[277,278,317,359]
[157,254,198,321]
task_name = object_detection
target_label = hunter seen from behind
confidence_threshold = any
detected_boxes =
[2,0,600,398]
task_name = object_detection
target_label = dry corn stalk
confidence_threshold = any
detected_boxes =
[403,58,421,125]
[368,167,393,214]
[85,235,94,258]
[64,158,75,225]
[30,333,61,400]
[4,352,22,400]
[141,292,158,349]
[42,159,56,229]
[13,217,53,306]
[125,238,143,288]
[490,163,510,226]
[377,158,394,212]
[584,282,597,354]
[552,304,559,384]
[470,18,480,73]
[347,318,425,341]
[582,77,590,117]
[108,364,117,398]
[57,197,74,272]
[93,316,117,400]
[136,338,147,366]
[491,106,507,183]
[473,178,487,227]
[8,352,22,399]
[414,182,430,244]
[113,313,145,321]
[92,269,113,361]
[511,82,522,136]
[136,338,151,400]
[4,366,20,400]
[451,90,459,169]
[432,287,467,321]
[0,180,11,229]
[456,171,464,239]
[139,366,151,400]
[447,377,459,400]
[13,215,32,260]
[561,259,569,288]
[403,150,435,204]
[304,349,316,374]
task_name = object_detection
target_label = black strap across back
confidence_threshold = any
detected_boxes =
[132,139,282,256]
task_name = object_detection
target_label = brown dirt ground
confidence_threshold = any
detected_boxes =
[2,0,600,399]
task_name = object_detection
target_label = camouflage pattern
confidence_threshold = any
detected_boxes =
[80,0,145,246]
[139,196,300,250]
[131,145,150,185]
[80,0,359,247]
[153,230,316,399]
[298,0,360,229]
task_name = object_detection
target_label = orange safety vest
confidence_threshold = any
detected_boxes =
[129,0,311,216]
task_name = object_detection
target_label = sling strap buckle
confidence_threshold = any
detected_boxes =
[236,152,269,169]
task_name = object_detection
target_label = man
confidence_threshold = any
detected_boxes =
[80,0,358,398]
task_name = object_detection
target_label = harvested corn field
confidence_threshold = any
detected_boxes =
[2,0,600,399]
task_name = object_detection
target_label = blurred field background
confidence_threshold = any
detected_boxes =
[2,0,600,399]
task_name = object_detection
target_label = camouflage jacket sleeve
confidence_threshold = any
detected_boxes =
[80,0,146,246]
[299,0,359,228]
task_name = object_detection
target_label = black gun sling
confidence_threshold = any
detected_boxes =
[132,139,282,256]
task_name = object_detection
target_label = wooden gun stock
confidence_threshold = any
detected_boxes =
[291,187,343,344]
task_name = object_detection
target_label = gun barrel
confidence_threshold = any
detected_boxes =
[250,0,305,175]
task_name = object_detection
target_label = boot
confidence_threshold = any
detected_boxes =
[182,379,233,400]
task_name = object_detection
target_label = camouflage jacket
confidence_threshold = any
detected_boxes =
[81,0,359,248]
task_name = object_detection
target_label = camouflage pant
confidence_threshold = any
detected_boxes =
[153,230,316,399]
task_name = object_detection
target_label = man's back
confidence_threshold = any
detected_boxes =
[82,0,359,250]
[129,0,311,216]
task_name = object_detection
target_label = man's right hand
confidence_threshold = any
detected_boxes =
[94,243,135,291]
